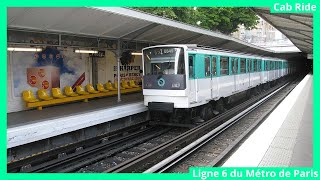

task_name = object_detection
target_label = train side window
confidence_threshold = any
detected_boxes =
[257,60,261,71]
[240,58,246,73]
[212,56,217,76]
[265,61,269,71]
[248,59,252,72]
[253,59,257,72]
[189,56,194,79]
[205,56,210,77]
[273,61,275,70]
[220,57,229,76]
[268,61,271,70]
[269,61,271,70]
[232,57,238,74]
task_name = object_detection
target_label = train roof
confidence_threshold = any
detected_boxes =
[143,44,287,61]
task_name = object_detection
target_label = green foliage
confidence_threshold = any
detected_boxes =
[135,7,259,34]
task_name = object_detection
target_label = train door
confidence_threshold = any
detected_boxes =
[248,58,252,87]
[211,56,218,98]
[266,61,270,81]
[276,61,279,78]
[188,54,197,103]
[240,58,246,91]
[232,57,239,92]
[258,59,263,82]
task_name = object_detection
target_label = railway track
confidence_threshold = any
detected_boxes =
[8,123,187,173]
[8,76,299,173]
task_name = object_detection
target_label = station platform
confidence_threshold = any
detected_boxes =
[223,74,313,167]
[7,93,147,149]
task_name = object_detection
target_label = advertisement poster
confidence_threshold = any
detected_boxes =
[11,47,88,97]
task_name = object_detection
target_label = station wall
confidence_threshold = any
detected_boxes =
[98,50,142,84]
[7,48,143,113]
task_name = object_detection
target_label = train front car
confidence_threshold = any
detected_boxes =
[142,45,189,118]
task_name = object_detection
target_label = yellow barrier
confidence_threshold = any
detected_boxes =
[23,86,142,110]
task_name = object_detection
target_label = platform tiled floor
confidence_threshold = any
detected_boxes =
[222,74,313,167]
[259,76,313,167]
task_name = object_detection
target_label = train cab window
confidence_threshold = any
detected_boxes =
[231,57,238,74]
[220,57,229,75]
[205,56,210,77]
[189,56,194,79]
[212,56,217,76]
[240,58,246,73]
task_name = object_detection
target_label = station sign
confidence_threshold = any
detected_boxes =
[89,51,105,58]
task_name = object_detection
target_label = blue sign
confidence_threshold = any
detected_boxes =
[157,78,165,87]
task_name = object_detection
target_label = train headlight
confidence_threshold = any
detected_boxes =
[172,82,180,88]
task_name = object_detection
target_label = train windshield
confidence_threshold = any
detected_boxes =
[143,47,185,75]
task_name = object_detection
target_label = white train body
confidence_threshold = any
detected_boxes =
[142,45,293,111]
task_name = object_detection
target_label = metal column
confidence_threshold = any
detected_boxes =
[117,40,121,102]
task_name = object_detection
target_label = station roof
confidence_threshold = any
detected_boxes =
[8,7,280,57]
[8,7,310,59]
[252,8,313,55]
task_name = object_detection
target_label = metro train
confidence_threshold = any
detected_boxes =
[142,44,295,123]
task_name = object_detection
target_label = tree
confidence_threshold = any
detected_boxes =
[134,7,259,35]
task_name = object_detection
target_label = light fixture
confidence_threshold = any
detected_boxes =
[75,49,98,54]
[7,47,42,52]
[131,52,142,56]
